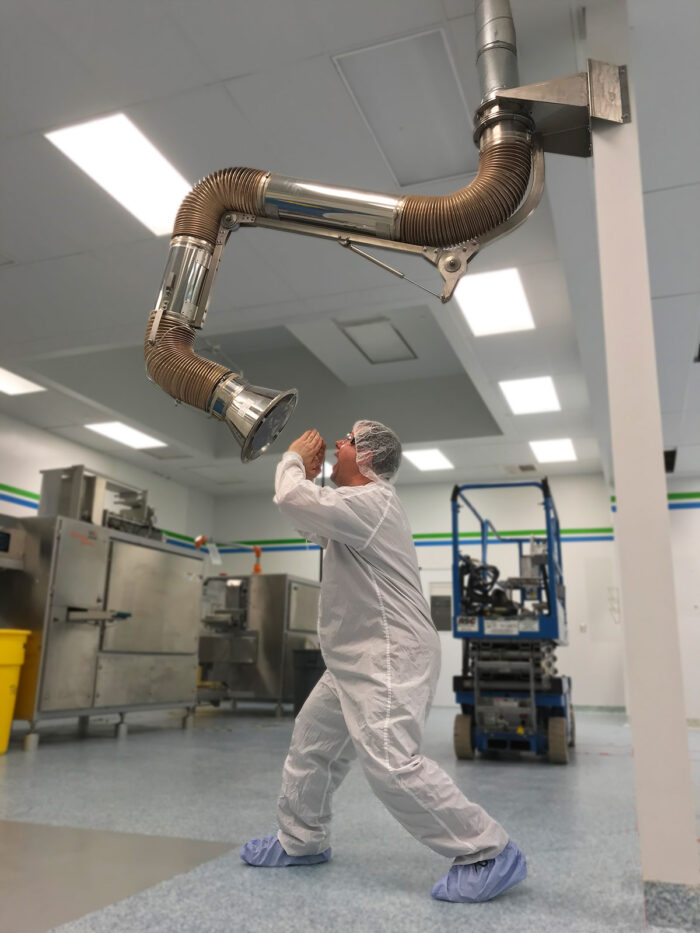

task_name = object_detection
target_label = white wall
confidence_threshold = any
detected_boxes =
[210,470,700,719]
[209,473,621,707]
[0,411,215,540]
[668,506,700,724]
[5,412,695,720]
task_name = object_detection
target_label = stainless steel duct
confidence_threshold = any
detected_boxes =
[475,0,520,105]
[146,0,536,462]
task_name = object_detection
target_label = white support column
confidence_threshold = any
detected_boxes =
[587,0,699,890]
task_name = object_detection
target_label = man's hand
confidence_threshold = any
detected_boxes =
[288,430,326,480]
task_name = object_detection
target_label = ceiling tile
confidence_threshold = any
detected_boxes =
[653,294,700,362]
[657,358,689,414]
[169,0,326,80]
[442,1,474,19]
[312,0,447,53]
[0,389,104,431]
[674,444,700,475]
[31,0,217,106]
[630,0,700,192]
[288,304,465,386]
[0,3,115,140]
[234,225,394,299]
[130,84,284,184]
[645,184,700,299]
[0,134,154,263]
[226,56,398,188]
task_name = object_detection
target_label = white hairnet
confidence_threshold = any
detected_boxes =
[353,420,402,483]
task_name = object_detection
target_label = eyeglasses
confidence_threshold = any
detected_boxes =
[345,433,356,446]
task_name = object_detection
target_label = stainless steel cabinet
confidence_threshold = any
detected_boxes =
[0,514,203,731]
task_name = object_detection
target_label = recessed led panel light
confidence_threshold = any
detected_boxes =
[46,114,191,235]
[455,268,534,336]
[499,376,561,414]
[529,438,577,463]
[85,422,166,450]
[0,367,45,395]
[403,449,454,471]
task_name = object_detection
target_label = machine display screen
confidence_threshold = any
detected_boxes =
[0,532,10,553]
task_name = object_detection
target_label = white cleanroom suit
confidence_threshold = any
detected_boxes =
[272,450,509,863]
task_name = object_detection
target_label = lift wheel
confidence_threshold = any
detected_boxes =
[547,716,569,764]
[454,713,474,760]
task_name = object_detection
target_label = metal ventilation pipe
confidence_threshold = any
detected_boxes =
[145,0,533,461]
[474,0,520,105]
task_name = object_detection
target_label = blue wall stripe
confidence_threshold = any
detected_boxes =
[0,493,39,510]
[164,538,198,550]
[559,535,614,542]
[669,501,700,510]
[213,536,614,555]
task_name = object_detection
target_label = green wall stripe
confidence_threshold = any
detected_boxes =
[0,482,40,501]
[415,527,613,540]
[611,492,700,504]
[236,537,310,546]
[224,529,615,548]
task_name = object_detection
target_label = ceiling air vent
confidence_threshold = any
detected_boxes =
[504,463,537,476]
[664,449,677,473]
[339,318,416,364]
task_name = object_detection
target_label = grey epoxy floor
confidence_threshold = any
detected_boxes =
[0,707,698,933]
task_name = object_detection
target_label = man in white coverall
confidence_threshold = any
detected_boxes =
[241,420,527,903]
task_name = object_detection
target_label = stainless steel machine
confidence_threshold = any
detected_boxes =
[38,464,161,539]
[0,466,203,748]
[198,574,321,709]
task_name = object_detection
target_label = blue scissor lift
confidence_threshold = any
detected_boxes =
[451,480,574,764]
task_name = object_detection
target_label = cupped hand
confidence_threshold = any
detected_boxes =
[288,430,326,479]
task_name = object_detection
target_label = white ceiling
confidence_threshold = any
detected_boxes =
[1,0,698,497]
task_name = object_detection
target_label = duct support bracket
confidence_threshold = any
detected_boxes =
[495,59,630,158]
[236,213,480,302]
[225,140,545,303]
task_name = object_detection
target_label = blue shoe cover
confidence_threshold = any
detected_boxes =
[240,834,331,867]
[431,840,527,903]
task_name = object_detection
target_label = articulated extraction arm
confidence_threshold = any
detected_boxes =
[145,0,549,462]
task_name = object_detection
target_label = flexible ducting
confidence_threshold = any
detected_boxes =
[146,0,531,458]
[399,131,531,247]
[145,310,231,411]
[162,133,531,256]
[172,167,268,246]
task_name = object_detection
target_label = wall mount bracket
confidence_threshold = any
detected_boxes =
[496,59,630,157]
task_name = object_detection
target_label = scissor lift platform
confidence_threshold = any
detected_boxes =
[450,480,574,764]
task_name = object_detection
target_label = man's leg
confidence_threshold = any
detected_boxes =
[277,670,356,856]
[335,674,526,900]
[345,699,507,860]
[241,671,356,866]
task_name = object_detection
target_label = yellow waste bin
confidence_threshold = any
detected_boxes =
[0,629,30,755]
